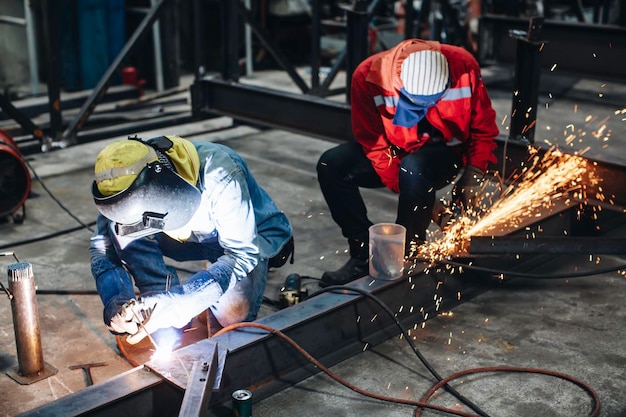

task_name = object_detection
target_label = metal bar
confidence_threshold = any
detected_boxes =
[150,0,165,92]
[0,15,26,26]
[508,18,544,144]
[17,366,177,417]
[244,0,253,76]
[190,76,353,142]
[192,0,206,76]
[18,112,194,156]
[470,236,626,254]
[310,0,321,92]
[40,0,62,146]
[177,344,220,417]
[0,85,139,122]
[0,92,48,146]
[236,1,310,93]
[24,1,40,96]
[61,0,170,145]
[404,0,417,38]
[220,0,239,81]
[343,0,370,103]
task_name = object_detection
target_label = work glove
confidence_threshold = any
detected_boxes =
[108,311,139,335]
[126,278,223,345]
[452,165,485,210]
[107,299,148,335]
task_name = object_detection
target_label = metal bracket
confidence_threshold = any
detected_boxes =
[177,343,221,417]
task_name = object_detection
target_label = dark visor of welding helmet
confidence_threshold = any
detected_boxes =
[92,161,202,237]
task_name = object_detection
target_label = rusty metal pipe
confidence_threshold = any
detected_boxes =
[8,262,44,377]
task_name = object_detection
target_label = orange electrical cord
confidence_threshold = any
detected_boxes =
[213,322,601,417]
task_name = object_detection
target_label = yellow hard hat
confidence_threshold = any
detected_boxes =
[94,135,200,196]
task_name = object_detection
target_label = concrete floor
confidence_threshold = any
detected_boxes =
[0,63,625,417]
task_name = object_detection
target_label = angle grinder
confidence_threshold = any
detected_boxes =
[278,273,308,309]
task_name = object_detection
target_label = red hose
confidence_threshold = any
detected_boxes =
[214,322,601,417]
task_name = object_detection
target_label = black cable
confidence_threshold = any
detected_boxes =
[35,290,99,295]
[309,285,491,417]
[23,158,94,232]
[0,221,97,251]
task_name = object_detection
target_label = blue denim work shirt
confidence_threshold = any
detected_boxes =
[89,141,293,325]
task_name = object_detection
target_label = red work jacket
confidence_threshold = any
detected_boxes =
[350,39,499,193]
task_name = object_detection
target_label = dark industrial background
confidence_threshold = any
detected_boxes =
[1,1,626,417]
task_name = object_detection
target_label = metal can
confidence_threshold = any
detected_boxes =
[232,389,252,417]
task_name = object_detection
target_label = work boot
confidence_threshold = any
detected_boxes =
[320,257,369,287]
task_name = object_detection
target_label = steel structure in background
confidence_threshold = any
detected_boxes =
[477,14,626,80]
[0,2,40,96]
[0,0,188,153]
[4,1,622,153]
[59,0,170,147]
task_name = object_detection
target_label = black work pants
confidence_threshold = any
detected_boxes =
[316,141,462,252]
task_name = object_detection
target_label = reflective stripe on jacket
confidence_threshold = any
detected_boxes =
[351,39,499,193]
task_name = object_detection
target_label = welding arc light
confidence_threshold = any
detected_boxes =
[92,162,201,237]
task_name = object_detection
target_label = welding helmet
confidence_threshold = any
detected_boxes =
[92,135,201,238]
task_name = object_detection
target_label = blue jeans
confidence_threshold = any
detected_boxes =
[91,216,269,326]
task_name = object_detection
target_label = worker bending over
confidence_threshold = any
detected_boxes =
[317,39,499,287]
[89,135,293,344]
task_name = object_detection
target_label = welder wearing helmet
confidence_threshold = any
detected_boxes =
[89,135,293,344]
[316,39,499,287]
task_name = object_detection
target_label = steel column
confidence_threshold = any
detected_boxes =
[508,17,545,144]
[342,0,370,104]
[40,0,63,145]
[220,0,239,82]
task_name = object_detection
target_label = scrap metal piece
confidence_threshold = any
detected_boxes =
[177,344,220,417]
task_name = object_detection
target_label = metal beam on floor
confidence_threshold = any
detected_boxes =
[22,200,623,416]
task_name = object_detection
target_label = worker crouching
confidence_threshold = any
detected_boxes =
[89,135,293,344]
